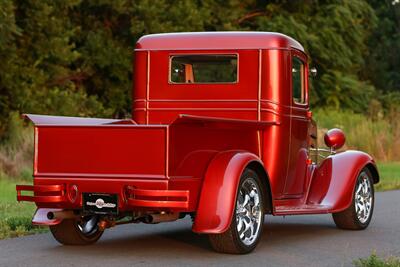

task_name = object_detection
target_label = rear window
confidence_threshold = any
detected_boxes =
[170,55,238,84]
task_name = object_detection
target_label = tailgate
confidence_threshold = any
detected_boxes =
[34,125,167,178]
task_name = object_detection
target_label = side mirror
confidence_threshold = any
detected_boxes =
[310,67,317,77]
[324,128,345,150]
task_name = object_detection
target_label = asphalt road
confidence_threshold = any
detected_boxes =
[0,190,399,267]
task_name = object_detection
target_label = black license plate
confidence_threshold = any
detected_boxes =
[83,193,118,215]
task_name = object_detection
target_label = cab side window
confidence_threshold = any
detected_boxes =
[292,57,306,104]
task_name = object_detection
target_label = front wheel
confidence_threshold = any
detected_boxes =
[332,168,375,230]
[50,215,103,245]
[208,169,265,254]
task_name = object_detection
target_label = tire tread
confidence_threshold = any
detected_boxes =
[208,169,266,254]
[332,168,374,230]
[50,218,102,245]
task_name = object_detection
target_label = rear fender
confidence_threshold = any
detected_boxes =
[192,151,265,234]
[307,150,379,213]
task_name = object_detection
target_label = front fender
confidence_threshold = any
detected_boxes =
[307,150,379,213]
[192,151,263,234]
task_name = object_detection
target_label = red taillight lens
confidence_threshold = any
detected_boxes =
[68,184,78,203]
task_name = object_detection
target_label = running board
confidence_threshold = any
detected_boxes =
[274,204,332,215]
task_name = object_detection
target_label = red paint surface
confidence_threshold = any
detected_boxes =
[307,151,377,213]
[135,32,304,51]
[192,151,264,233]
[35,126,167,177]
[16,32,378,233]
[324,128,346,149]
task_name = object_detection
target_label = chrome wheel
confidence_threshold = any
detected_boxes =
[332,168,375,230]
[236,177,262,246]
[208,168,265,254]
[355,172,373,224]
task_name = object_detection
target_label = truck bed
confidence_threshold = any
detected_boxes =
[19,114,276,213]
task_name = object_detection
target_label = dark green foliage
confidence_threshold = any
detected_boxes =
[250,0,378,111]
[0,0,399,137]
[365,0,400,94]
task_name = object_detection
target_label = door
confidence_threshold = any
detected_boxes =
[284,51,310,196]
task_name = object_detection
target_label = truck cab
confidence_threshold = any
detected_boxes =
[16,32,379,254]
[134,32,311,199]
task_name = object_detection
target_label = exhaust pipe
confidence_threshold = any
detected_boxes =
[47,210,77,220]
[144,213,179,224]
[98,219,117,231]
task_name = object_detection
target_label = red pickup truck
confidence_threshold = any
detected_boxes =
[16,32,379,254]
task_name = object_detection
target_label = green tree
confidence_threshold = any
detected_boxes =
[0,0,398,137]
[365,0,400,114]
[0,0,20,134]
[241,0,378,112]
[366,0,400,93]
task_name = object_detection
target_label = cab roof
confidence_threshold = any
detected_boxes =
[135,32,304,52]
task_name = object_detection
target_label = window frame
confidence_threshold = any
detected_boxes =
[291,52,308,106]
[168,53,240,85]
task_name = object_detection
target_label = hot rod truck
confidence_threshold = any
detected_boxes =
[16,32,379,254]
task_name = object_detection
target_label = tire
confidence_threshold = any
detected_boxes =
[332,168,375,230]
[208,169,265,254]
[50,215,103,245]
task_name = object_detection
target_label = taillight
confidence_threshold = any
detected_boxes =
[68,184,78,203]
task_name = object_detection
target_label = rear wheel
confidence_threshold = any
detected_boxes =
[50,215,103,245]
[332,168,374,230]
[208,169,265,254]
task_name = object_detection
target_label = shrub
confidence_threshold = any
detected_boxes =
[6,217,32,231]
[354,254,400,267]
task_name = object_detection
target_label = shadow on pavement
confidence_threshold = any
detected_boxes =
[48,216,339,256]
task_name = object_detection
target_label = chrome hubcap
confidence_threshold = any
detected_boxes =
[236,178,262,246]
[355,173,373,224]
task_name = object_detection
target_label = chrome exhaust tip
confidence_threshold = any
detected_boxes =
[46,210,77,220]
[47,211,55,220]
